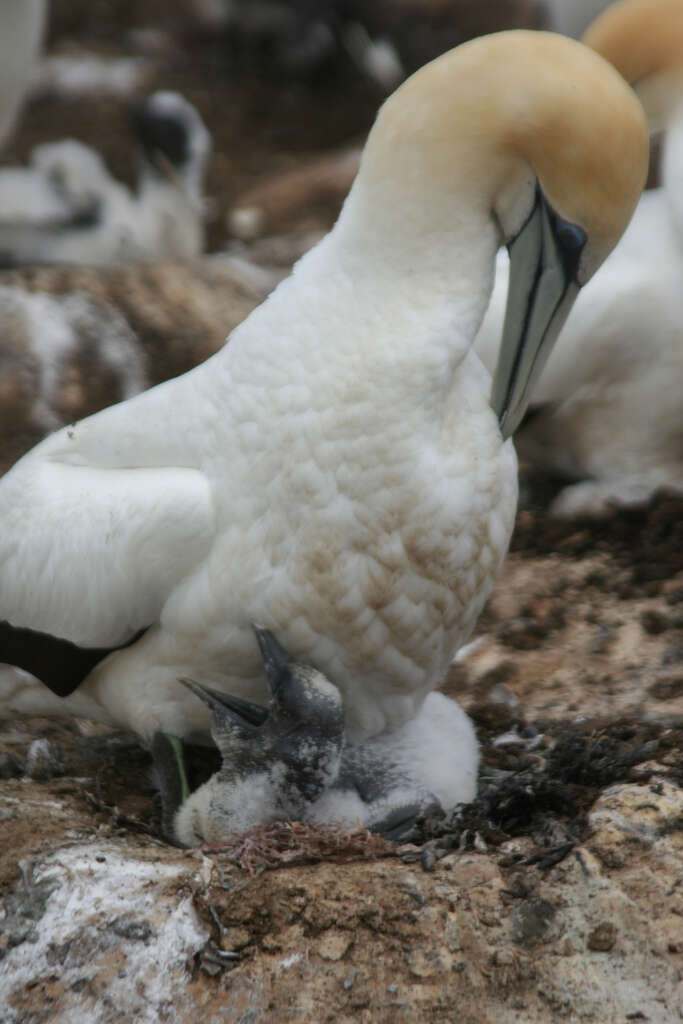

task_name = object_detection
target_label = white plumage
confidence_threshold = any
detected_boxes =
[0,33,647,779]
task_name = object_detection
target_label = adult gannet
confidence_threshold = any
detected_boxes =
[0,34,648,801]
[0,0,46,148]
[475,0,683,516]
[170,626,473,844]
[0,92,210,266]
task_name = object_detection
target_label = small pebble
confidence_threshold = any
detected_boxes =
[421,847,437,872]
[587,922,617,952]
[25,739,65,781]
[343,968,357,990]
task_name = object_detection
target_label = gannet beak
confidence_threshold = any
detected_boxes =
[251,622,292,692]
[491,186,587,440]
[178,677,268,729]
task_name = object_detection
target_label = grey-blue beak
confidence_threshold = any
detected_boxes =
[492,185,586,440]
[252,622,292,691]
[178,677,268,730]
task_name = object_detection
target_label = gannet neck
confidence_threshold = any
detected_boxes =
[583,0,683,129]
[133,91,211,202]
[339,30,647,285]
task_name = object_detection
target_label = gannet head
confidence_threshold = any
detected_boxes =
[172,625,345,845]
[351,30,649,438]
[130,90,211,194]
[583,0,683,129]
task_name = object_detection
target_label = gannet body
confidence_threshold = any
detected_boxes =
[0,34,647,758]
[0,92,210,267]
[172,627,475,845]
[0,0,46,148]
[475,0,683,516]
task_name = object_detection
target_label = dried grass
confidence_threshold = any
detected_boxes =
[204,820,396,874]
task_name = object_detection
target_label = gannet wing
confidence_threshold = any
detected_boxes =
[0,456,214,648]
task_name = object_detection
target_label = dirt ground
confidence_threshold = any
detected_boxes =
[0,3,682,1022]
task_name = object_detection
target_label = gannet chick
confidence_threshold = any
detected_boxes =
[0,33,647,763]
[0,0,46,148]
[173,627,465,845]
[0,91,210,267]
[475,0,683,517]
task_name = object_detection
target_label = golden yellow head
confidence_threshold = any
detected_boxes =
[583,0,683,126]
[360,30,648,279]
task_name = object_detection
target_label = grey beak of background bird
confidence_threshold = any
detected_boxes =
[178,677,268,729]
[492,186,586,440]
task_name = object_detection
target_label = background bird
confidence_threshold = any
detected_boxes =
[0,91,211,266]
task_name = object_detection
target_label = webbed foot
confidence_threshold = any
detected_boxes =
[370,794,443,842]
[151,731,190,844]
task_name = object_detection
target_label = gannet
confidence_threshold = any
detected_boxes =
[0,92,210,267]
[0,34,647,797]
[0,0,46,148]
[0,140,126,241]
[171,626,471,844]
[475,0,683,516]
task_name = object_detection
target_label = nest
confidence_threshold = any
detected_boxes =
[204,820,395,874]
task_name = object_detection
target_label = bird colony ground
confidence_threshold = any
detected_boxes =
[1,2,681,1021]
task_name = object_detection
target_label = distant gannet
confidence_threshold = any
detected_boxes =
[171,626,472,844]
[475,0,683,516]
[0,34,647,807]
[0,91,210,266]
[0,0,46,148]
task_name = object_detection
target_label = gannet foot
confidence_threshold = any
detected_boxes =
[369,795,443,842]
[150,731,190,844]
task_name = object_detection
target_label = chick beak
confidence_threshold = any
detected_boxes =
[251,622,292,693]
[178,677,268,730]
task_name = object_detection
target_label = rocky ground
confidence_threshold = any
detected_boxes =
[1,3,682,1022]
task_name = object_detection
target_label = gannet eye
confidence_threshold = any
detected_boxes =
[554,219,587,253]
[547,208,587,281]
